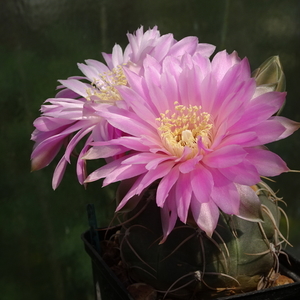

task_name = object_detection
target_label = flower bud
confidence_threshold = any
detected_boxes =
[252,56,286,114]
[252,55,286,92]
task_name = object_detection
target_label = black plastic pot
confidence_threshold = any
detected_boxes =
[82,205,300,300]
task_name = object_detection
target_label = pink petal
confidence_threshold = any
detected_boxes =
[270,116,300,140]
[178,157,200,173]
[245,147,289,176]
[144,57,162,86]
[191,197,219,237]
[96,105,157,138]
[178,60,197,104]
[64,125,96,162]
[211,50,241,82]
[229,92,286,133]
[77,63,99,80]
[32,120,93,169]
[169,36,198,57]
[116,175,146,210]
[84,156,128,183]
[219,161,261,185]
[146,77,170,114]
[218,132,257,148]
[160,71,180,106]
[161,55,182,79]
[156,166,180,207]
[175,173,192,223]
[121,153,161,165]
[214,79,256,127]
[117,85,157,126]
[58,79,88,98]
[192,53,211,81]
[31,135,65,171]
[55,87,82,99]
[212,60,253,119]
[245,119,286,146]
[52,157,68,190]
[101,52,113,69]
[198,73,218,113]
[190,166,213,203]
[85,59,110,73]
[195,43,216,57]
[122,152,174,170]
[160,187,178,243]
[150,34,175,62]
[33,117,72,131]
[76,136,92,184]
[146,155,172,170]
[210,169,240,215]
[122,68,147,99]
[84,145,127,159]
[91,136,149,152]
[103,164,147,186]
[111,44,125,67]
[203,145,246,168]
[235,184,263,222]
[136,161,174,194]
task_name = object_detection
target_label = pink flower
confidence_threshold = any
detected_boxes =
[31,26,215,189]
[84,50,299,240]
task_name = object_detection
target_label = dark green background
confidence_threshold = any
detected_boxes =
[1,0,299,299]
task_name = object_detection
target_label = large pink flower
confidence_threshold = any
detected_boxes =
[84,50,299,239]
[31,26,215,189]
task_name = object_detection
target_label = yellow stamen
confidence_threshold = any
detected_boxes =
[156,102,213,157]
[86,65,127,103]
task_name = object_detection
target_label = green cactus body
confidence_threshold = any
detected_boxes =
[118,183,285,299]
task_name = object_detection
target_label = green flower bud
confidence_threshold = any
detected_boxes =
[252,56,286,114]
[252,55,286,92]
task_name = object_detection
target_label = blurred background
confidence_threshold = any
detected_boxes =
[1,0,299,299]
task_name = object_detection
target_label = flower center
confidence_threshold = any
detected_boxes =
[157,102,213,157]
[86,65,127,103]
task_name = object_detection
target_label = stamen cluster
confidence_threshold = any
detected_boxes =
[157,102,212,157]
[86,65,127,103]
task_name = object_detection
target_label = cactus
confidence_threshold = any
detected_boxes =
[116,182,288,299]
